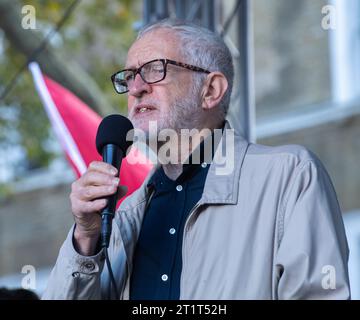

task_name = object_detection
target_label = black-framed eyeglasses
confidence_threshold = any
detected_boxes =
[111,58,211,94]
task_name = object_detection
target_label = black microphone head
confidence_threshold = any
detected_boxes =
[96,114,134,155]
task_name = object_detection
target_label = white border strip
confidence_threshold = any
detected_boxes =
[29,62,87,175]
[329,0,360,104]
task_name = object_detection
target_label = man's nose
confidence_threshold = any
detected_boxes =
[128,73,151,97]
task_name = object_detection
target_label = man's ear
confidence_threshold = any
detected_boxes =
[201,72,228,110]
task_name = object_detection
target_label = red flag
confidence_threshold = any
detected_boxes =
[29,62,152,205]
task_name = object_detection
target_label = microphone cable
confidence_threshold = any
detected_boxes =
[96,115,134,301]
[104,247,119,300]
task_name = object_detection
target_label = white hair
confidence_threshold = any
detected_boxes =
[137,19,234,117]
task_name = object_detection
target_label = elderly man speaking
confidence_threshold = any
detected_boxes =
[43,19,350,300]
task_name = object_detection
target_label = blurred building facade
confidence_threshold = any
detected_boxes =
[1,0,359,298]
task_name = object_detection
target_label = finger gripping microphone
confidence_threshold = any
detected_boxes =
[96,114,134,248]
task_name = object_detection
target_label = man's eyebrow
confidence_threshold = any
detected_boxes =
[125,60,142,70]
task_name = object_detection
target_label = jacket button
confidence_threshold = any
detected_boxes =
[176,185,183,192]
[83,262,95,271]
[161,274,168,282]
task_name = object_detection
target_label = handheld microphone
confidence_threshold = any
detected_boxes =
[95,114,134,248]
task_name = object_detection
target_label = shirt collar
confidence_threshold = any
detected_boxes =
[147,126,221,189]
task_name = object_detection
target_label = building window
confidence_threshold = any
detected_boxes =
[253,0,332,119]
[252,0,360,138]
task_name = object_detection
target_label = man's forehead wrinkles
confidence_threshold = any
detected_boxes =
[126,48,152,68]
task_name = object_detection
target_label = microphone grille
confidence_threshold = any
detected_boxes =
[96,114,134,154]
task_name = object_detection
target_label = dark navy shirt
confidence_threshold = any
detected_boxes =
[130,157,211,300]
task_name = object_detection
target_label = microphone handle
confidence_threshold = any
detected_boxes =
[101,144,124,248]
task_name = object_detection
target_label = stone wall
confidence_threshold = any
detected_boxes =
[0,183,73,277]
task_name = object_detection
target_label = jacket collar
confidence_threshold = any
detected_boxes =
[200,120,249,205]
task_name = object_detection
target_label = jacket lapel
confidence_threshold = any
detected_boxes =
[201,122,249,205]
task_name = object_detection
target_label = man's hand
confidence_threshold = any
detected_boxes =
[70,161,127,256]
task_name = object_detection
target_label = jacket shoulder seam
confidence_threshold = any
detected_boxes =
[276,159,317,248]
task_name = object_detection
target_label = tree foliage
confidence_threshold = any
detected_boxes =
[0,0,141,182]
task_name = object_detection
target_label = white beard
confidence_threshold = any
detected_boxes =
[130,88,203,139]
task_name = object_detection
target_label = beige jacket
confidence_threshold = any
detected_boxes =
[43,123,350,300]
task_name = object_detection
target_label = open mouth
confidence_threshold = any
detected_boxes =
[134,105,156,115]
